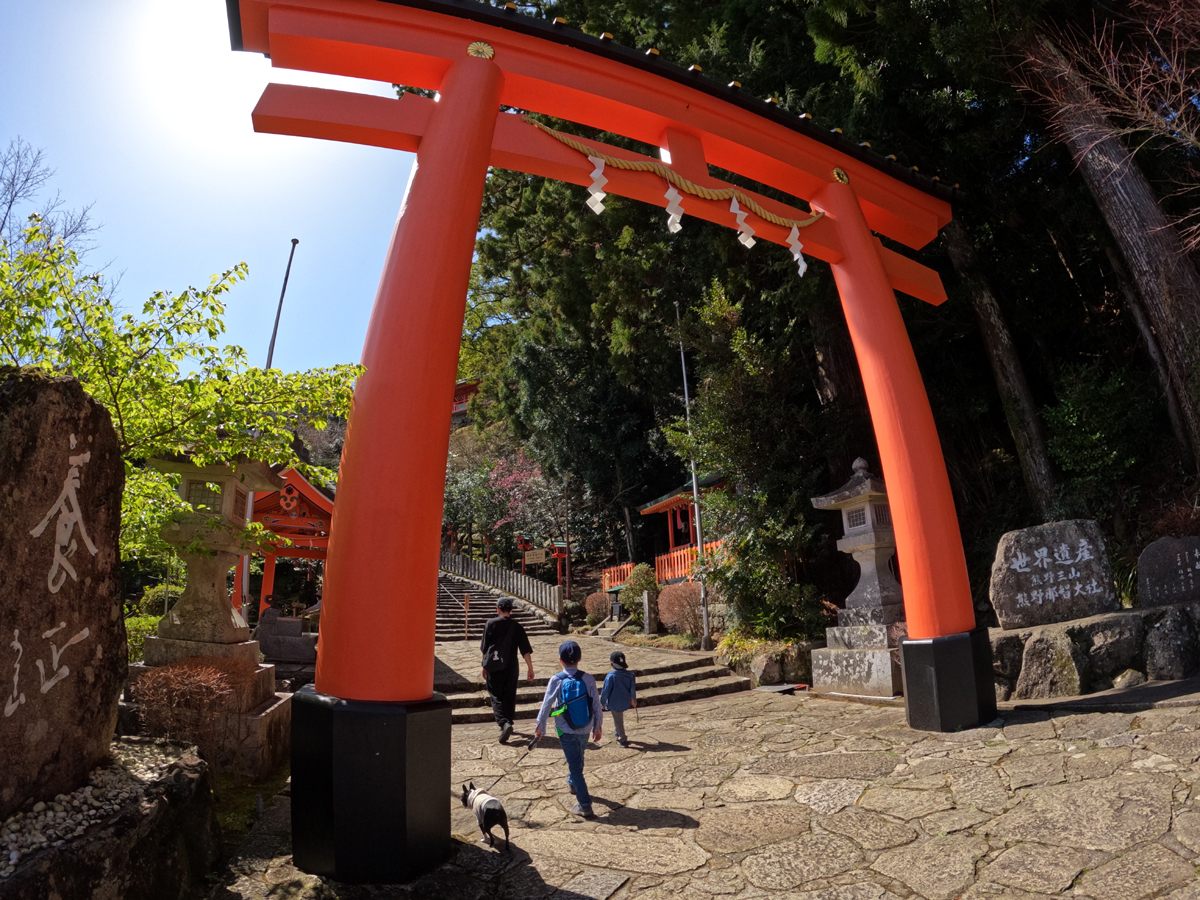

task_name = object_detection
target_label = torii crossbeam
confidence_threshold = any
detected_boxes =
[225,0,994,881]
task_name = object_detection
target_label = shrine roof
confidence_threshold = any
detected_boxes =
[225,0,958,204]
[638,475,726,515]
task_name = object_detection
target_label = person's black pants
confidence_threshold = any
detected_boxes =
[486,666,520,730]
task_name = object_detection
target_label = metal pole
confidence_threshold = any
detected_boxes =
[675,301,711,650]
[266,238,300,371]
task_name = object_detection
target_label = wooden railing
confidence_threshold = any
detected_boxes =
[654,540,724,584]
[439,552,563,617]
[601,562,635,592]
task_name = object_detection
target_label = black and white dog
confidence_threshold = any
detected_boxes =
[461,782,510,849]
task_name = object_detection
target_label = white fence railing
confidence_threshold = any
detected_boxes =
[440,552,563,617]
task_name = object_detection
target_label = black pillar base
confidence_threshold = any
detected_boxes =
[291,685,452,884]
[900,627,997,732]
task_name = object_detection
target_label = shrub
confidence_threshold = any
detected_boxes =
[658,582,704,636]
[139,583,182,616]
[586,613,602,627]
[124,615,160,663]
[134,656,259,765]
[560,600,585,627]
[618,563,658,623]
[585,592,610,622]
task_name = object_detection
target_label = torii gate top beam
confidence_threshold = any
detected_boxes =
[226,0,952,252]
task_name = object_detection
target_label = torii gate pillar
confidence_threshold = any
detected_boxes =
[291,56,503,885]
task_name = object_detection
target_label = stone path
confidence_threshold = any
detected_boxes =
[208,689,1200,900]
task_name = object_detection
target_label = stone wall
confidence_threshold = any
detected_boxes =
[991,600,1200,700]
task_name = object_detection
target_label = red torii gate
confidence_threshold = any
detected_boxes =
[225,0,993,881]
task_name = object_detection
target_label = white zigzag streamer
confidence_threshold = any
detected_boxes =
[586,156,607,214]
[786,225,808,277]
[729,198,756,248]
[664,186,684,233]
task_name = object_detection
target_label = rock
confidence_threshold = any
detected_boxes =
[780,641,822,683]
[984,773,1171,850]
[1113,668,1147,689]
[517,832,705,876]
[1075,842,1194,900]
[0,373,126,822]
[1012,627,1089,699]
[818,807,917,850]
[694,805,810,853]
[1079,614,1144,678]
[1139,536,1200,608]
[740,834,862,890]
[989,630,1026,682]
[749,652,781,686]
[717,775,795,803]
[779,752,900,780]
[989,520,1118,629]
[982,843,1090,894]
[1144,606,1199,680]
[792,779,868,815]
[871,834,988,900]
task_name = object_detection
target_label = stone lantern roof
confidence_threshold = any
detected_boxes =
[810,458,887,511]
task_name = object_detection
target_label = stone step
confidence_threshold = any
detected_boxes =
[450,673,751,724]
[434,653,716,694]
[442,664,736,708]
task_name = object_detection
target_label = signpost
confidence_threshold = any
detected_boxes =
[524,549,548,565]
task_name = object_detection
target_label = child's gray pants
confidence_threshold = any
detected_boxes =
[609,709,627,741]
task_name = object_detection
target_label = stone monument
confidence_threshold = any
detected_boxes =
[134,456,292,776]
[809,459,904,697]
[0,372,127,820]
[1138,536,1200,608]
[988,519,1118,630]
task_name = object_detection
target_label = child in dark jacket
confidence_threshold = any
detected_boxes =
[600,650,637,748]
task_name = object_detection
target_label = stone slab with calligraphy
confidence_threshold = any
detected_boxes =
[989,519,1119,630]
[0,372,127,821]
[1138,536,1200,608]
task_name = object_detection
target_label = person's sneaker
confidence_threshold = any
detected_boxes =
[567,781,576,796]
[499,723,513,743]
[571,804,595,818]
[617,739,631,748]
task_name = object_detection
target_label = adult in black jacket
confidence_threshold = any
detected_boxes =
[480,598,534,742]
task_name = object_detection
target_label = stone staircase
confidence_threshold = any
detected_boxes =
[435,573,558,642]
[440,654,750,725]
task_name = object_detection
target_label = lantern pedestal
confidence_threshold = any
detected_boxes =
[899,627,996,732]
[291,686,452,884]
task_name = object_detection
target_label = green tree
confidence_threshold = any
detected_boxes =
[2,218,360,572]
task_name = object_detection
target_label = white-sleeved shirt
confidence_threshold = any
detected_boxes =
[535,667,602,735]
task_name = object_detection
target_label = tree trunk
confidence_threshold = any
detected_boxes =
[942,219,1057,519]
[1020,32,1200,470]
[1104,244,1192,457]
[809,282,864,407]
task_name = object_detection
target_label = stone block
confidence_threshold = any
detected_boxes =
[1139,536,1200,608]
[0,372,127,821]
[1013,627,1089,699]
[1144,605,1199,680]
[260,633,318,663]
[227,692,292,779]
[750,652,782,686]
[811,647,902,697]
[990,629,1027,682]
[143,636,261,667]
[989,519,1118,629]
[1078,613,1143,678]
[826,625,890,650]
[837,603,903,628]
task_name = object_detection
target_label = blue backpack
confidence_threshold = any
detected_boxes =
[551,672,592,730]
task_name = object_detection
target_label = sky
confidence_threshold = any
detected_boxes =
[1,0,417,373]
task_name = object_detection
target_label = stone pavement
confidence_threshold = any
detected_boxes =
[208,687,1200,900]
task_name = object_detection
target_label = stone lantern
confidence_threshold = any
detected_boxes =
[809,458,904,697]
[143,457,284,663]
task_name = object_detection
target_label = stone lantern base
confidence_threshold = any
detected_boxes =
[811,605,904,698]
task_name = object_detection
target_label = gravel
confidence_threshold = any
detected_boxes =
[0,740,188,879]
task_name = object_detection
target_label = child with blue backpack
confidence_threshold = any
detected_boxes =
[533,640,603,818]
[600,650,637,748]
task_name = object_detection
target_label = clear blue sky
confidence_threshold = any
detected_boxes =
[2,0,417,373]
